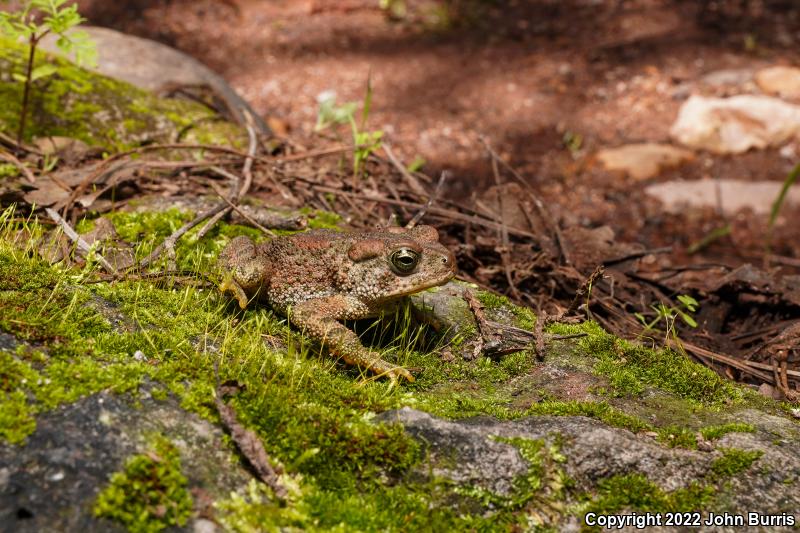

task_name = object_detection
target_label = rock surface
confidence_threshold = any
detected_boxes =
[379,406,800,531]
[670,95,800,153]
[40,26,271,136]
[0,390,248,533]
[645,179,800,215]
[755,66,800,99]
[596,143,694,180]
[0,36,242,149]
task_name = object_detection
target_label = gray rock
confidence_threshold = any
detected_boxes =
[409,281,482,359]
[378,407,707,494]
[376,407,528,496]
[40,26,271,137]
[379,407,800,530]
[0,390,250,532]
[0,332,21,352]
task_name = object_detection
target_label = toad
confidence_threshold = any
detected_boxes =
[218,225,456,382]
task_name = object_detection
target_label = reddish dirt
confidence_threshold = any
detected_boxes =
[74,0,800,270]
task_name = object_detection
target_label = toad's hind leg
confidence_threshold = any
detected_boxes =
[291,296,415,383]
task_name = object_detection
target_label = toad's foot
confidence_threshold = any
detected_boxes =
[292,297,416,383]
[220,275,250,309]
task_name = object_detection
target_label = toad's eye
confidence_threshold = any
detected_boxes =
[390,248,420,275]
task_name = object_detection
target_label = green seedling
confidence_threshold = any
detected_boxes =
[0,0,97,145]
[314,75,384,178]
[635,294,699,347]
[763,162,800,260]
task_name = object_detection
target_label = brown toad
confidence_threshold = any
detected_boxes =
[218,225,456,382]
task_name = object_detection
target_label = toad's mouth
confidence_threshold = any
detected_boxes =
[402,269,456,295]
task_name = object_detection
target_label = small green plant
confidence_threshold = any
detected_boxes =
[93,435,193,532]
[379,0,408,20]
[767,162,800,258]
[0,0,97,145]
[562,130,583,157]
[635,294,698,340]
[314,76,384,178]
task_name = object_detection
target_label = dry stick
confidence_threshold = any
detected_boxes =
[603,247,673,267]
[138,203,229,268]
[208,180,275,236]
[311,185,541,240]
[406,170,449,229]
[383,142,429,196]
[0,150,36,183]
[478,136,570,264]
[60,143,254,218]
[197,111,259,239]
[534,308,547,361]
[213,372,288,501]
[768,254,800,269]
[78,160,223,210]
[0,130,43,155]
[739,358,800,379]
[667,338,774,383]
[45,208,117,275]
[463,288,490,359]
[486,145,521,301]
[274,145,352,163]
[565,265,605,317]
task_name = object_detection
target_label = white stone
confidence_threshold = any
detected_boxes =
[645,179,800,215]
[596,143,694,180]
[670,94,800,153]
[755,66,800,99]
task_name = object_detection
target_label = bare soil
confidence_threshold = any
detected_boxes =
[76,0,800,260]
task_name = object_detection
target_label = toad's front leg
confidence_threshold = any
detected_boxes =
[291,296,415,383]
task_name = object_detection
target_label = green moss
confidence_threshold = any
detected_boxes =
[476,290,537,330]
[301,208,343,230]
[0,37,243,150]
[549,321,743,406]
[93,435,193,532]
[700,423,756,441]
[710,448,764,477]
[657,425,698,449]
[527,400,654,434]
[481,436,569,528]
[582,473,715,517]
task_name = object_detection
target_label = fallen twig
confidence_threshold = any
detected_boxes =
[485,145,521,301]
[137,203,228,268]
[534,308,547,361]
[406,170,449,229]
[478,136,570,264]
[603,246,672,267]
[208,180,275,236]
[565,265,605,317]
[214,381,288,500]
[311,185,541,240]
[383,142,429,197]
[197,109,258,239]
[45,208,117,275]
[0,149,36,184]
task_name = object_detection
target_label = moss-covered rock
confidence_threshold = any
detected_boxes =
[1,204,799,531]
[0,37,243,150]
